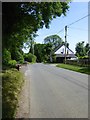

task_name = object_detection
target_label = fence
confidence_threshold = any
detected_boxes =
[66,58,90,67]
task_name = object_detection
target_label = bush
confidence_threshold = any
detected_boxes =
[8,60,17,68]
[24,53,36,63]
[52,54,56,63]
[31,54,37,63]
[19,59,24,64]
[2,49,11,65]
[11,50,24,64]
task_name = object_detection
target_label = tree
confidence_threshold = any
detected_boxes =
[2,2,70,50]
[44,43,53,62]
[2,49,11,65]
[34,43,52,62]
[44,35,63,49]
[75,41,90,58]
[85,43,90,53]
[44,34,69,50]
[11,49,24,64]
[34,43,45,62]
[2,2,70,65]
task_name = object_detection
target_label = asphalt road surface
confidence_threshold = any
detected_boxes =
[17,63,88,118]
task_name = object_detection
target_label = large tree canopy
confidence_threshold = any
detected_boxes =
[44,34,69,50]
[2,2,70,65]
[2,2,70,50]
[44,34,63,49]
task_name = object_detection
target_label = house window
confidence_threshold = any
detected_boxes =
[61,52,63,54]
[61,48,64,54]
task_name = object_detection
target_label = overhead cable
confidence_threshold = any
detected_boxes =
[57,28,64,34]
[68,27,89,31]
[67,14,90,27]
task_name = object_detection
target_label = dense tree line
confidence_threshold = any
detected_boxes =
[34,43,53,62]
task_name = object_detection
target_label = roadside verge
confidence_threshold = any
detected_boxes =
[56,64,90,75]
[2,68,24,119]
[15,65,30,118]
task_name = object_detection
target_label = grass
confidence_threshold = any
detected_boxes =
[2,68,24,119]
[56,64,90,75]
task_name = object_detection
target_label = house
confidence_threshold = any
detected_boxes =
[50,44,76,63]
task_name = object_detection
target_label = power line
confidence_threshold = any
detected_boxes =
[53,13,89,42]
[57,28,64,34]
[67,14,90,27]
[56,14,89,36]
[67,35,88,41]
[68,27,89,31]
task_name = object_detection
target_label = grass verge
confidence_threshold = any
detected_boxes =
[2,68,24,119]
[56,64,90,75]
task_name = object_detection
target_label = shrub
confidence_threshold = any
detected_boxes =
[2,49,11,65]
[8,60,17,67]
[31,54,37,63]
[19,59,24,64]
[24,53,36,63]
[52,54,56,63]
[11,50,24,64]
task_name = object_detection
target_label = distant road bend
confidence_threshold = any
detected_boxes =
[17,63,88,118]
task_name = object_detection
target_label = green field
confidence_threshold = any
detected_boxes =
[56,64,90,75]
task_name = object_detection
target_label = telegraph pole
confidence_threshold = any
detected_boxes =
[65,26,67,64]
[33,43,34,55]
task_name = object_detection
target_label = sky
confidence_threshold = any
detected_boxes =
[24,1,89,53]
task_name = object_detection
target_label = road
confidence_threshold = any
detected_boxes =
[16,63,88,118]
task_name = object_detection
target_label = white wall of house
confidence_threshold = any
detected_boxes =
[54,45,74,55]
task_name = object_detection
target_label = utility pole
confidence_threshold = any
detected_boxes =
[33,43,34,55]
[65,26,67,64]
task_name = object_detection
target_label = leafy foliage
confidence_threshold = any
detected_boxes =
[2,49,11,65]
[75,41,90,58]
[24,53,36,63]
[44,35,63,49]
[2,2,69,50]
[34,43,53,62]
[44,34,69,53]
[8,60,17,68]
[34,44,44,62]
[85,43,90,53]
[2,2,70,65]
[11,49,24,64]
